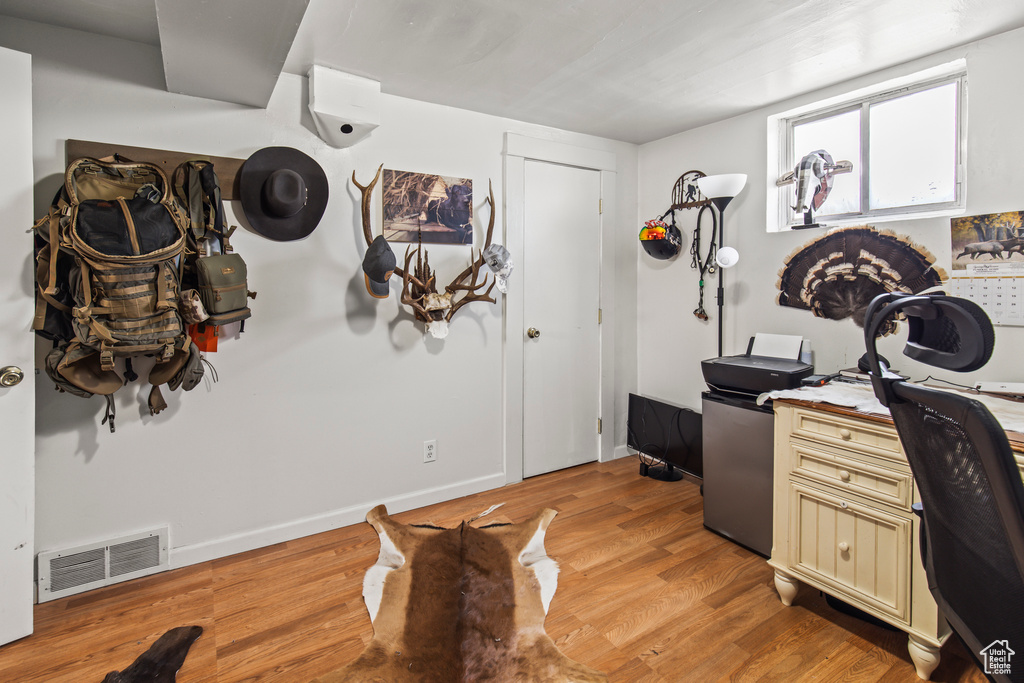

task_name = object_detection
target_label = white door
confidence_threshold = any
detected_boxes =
[0,45,36,646]
[522,160,601,478]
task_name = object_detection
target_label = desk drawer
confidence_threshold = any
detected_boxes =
[788,440,913,510]
[789,407,904,464]
[787,481,911,624]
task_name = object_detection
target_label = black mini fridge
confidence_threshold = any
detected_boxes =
[701,391,775,557]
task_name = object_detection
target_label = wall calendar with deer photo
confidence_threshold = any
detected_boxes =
[949,210,1024,326]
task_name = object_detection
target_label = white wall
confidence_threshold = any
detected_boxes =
[638,26,1024,412]
[0,18,638,569]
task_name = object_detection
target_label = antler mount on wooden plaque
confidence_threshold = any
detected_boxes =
[353,164,497,338]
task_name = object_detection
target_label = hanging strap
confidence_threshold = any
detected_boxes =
[148,385,168,415]
[124,358,138,383]
[43,211,63,301]
[102,395,116,433]
[690,204,718,322]
[33,241,72,333]
[198,163,227,249]
[201,356,219,384]
[174,162,208,243]
[187,165,206,241]
[658,207,676,228]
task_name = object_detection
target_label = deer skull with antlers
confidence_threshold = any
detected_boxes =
[353,165,497,338]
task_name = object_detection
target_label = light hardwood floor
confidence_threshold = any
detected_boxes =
[0,456,987,682]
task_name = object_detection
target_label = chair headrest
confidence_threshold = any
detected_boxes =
[863,293,994,374]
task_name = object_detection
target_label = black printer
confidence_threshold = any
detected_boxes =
[701,336,813,395]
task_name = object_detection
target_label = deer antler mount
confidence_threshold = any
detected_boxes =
[353,165,497,338]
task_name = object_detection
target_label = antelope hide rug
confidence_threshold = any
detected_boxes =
[311,504,608,682]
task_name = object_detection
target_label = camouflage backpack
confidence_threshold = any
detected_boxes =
[33,156,204,431]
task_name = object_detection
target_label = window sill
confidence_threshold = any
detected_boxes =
[772,205,966,233]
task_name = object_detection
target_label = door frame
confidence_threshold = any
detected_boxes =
[502,133,617,484]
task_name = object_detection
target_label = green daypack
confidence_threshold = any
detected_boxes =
[32,156,202,431]
[195,253,253,325]
[173,159,255,328]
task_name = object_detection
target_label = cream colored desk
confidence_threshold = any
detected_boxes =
[768,397,1024,680]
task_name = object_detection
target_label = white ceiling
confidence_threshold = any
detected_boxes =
[2,0,1024,144]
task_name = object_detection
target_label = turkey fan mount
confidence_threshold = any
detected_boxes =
[777,226,947,336]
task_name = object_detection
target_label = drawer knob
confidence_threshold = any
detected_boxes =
[838,541,850,553]
[839,469,851,482]
[839,428,852,440]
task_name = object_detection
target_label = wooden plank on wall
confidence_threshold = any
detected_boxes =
[65,140,246,200]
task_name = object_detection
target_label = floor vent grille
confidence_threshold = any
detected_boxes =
[37,528,169,602]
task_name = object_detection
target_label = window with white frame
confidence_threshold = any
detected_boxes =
[771,67,965,231]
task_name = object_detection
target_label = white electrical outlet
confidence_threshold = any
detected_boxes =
[423,439,437,463]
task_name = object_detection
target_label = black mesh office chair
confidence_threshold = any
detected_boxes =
[863,293,1024,683]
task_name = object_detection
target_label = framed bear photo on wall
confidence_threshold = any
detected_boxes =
[381,169,473,245]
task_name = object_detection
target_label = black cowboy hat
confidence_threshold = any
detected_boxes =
[239,147,329,241]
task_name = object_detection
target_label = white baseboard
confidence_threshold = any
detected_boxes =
[611,444,633,461]
[169,472,507,569]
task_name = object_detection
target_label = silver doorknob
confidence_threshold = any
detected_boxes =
[1,366,24,387]
[527,327,541,339]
